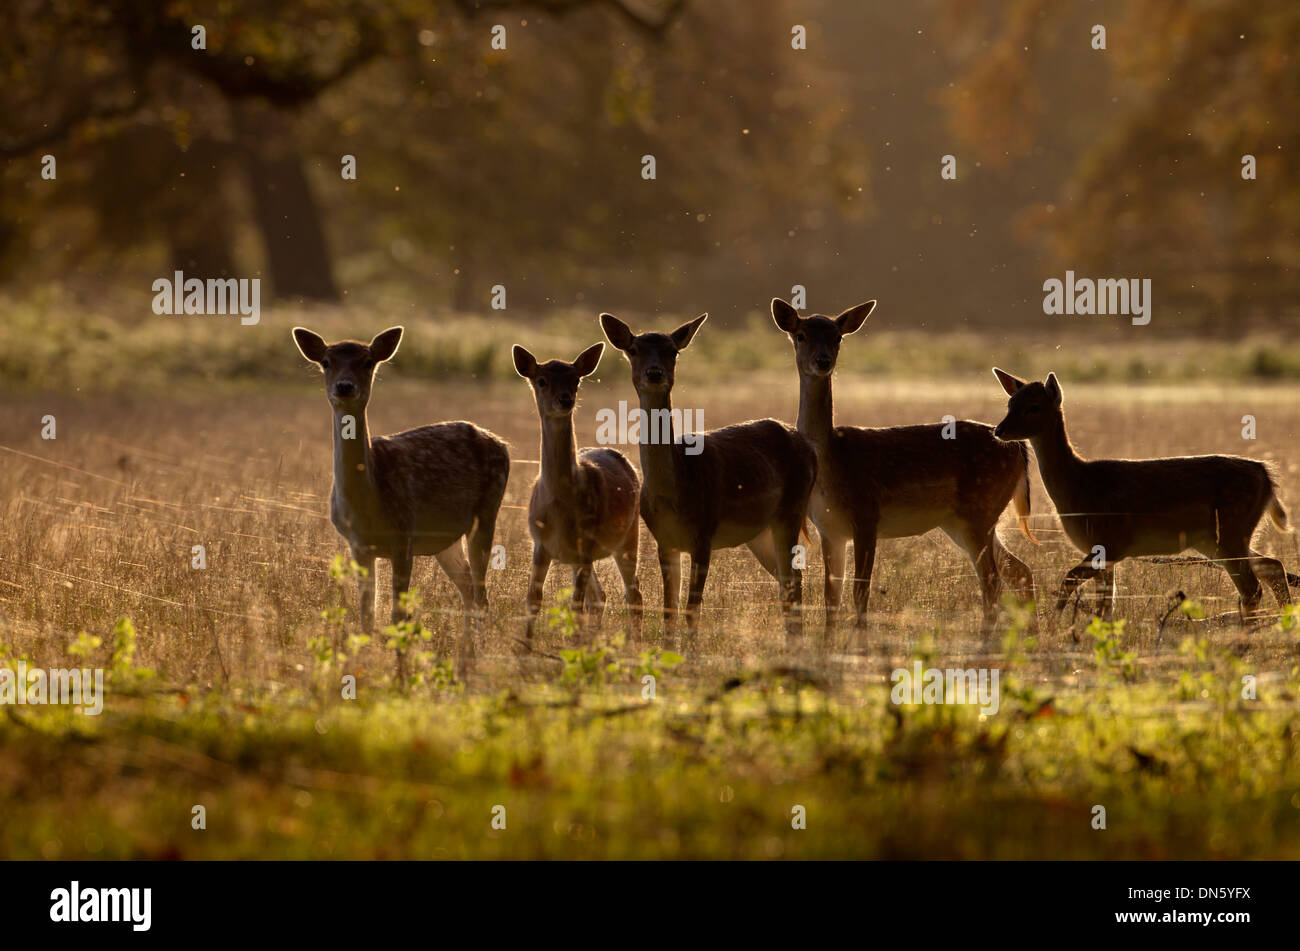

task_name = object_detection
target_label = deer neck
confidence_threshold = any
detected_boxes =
[538,412,580,498]
[331,406,383,516]
[1028,414,1084,504]
[636,387,679,498]
[797,372,835,453]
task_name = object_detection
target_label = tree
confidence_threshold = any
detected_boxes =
[941,0,1300,326]
[0,0,688,301]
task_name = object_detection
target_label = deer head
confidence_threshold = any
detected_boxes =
[600,312,707,397]
[992,368,1063,441]
[513,343,604,419]
[293,326,403,411]
[771,298,875,377]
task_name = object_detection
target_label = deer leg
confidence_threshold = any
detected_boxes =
[820,532,846,633]
[744,528,780,577]
[658,545,681,633]
[1094,565,1116,622]
[771,518,804,638]
[524,544,551,639]
[943,521,1001,636]
[570,565,589,630]
[992,535,1037,613]
[436,543,477,662]
[744,527,801,634]
[435,542,476,610]
[1050,560,1103,634]
[353,550,376,633]
[390,547,414,681]
[1250,549,1292,613]
[850,529,878,628]
[570,566,584,603]
[391,548,414,625]
[975,542,1001,637]
[685,545,712,637]
[1215,543,1265,622]
[466,515,494,613]
[583,564,606,631]
[614,523,643,637]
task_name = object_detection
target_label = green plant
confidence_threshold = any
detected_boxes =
[558,644,618,686]
[108,617,157,689]
[632,648,684,682]
[1089,616,1138,682]
[545,588,579,639]
[67,631,103,660]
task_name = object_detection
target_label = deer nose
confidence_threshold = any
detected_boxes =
[333,380,357,398]
[815,357,833,373]
[645,367,664,384]
[559,393,575,410]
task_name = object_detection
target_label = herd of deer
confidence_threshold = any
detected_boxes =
[292,299,1292,661]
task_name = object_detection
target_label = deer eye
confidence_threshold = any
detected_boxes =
[320,358,330,369]
[795,332,805,342]
[537,378,548,388]
[363,358,375,369]
[627,346,637,356]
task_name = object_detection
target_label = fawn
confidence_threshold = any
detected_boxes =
[292,326,510,665]
[600,312,817,637]
[773,298,1036,633]
[513,342,642,637]
[992,368,1292,628]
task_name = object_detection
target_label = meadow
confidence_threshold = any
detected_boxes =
[2,305,1300,859]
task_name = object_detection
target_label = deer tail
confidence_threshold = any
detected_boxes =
[1268,486,1290,532]
[1014,442,1039,544]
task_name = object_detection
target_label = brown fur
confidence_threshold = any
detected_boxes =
[993,367,1291,626]
[513,343,641,637]
[292,326,509,664]
[773,299,1036,633]
[601,312,817,637]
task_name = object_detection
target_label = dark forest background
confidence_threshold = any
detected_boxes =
[2,0,1296,332]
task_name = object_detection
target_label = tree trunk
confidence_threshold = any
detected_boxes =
[166,139,237,277]
[234,102,338,301]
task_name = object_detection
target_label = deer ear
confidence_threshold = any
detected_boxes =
[835,300,875,335]
[512,345,537,379]
[293,327,328,364]
[369,327,403,362]
[572,342,604,377]
[992,367,1027,396]
[671,313,708,351]
[600,313,635,352]
[1045,372,1063,404]
[771,298,800,334]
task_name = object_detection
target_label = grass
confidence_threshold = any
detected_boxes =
[4,609,1300,859]
[3,313,1300,858]
[6,288,1300,392]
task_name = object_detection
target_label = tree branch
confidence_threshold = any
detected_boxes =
[145,14,388,108]
[0,91,142,159]
[456,0,687,38]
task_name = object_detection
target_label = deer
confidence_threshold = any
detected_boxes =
[992,368,1292,630]
[600,312,817,638]
[292,326,510,671]
[772,298,1037,634]
[513,342,642,638]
